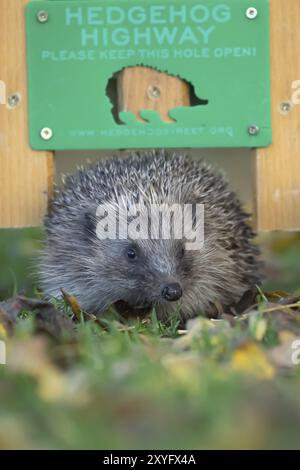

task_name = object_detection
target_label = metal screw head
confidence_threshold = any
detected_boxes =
[280,101,292,114]
[36,10,49,23]
[148,86,161,100]
[248,125,260,136]
[40,127,53,140]
[7,93,20,108]
[246,7,258,19]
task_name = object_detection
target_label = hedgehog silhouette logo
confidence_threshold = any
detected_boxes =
[106,65,208,124]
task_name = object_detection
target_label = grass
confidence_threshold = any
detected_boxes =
[1,230,300,449]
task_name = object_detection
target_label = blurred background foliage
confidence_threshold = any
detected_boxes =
[0,228,43,299]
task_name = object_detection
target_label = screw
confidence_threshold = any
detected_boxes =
[246,7,258,19]
[36,10,49,23]
[280,101,292,114]
[248,125,260,136]
[7,93,20,108]
[40,127,53,140]
[148,86,161,100]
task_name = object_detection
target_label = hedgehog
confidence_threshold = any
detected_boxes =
[40,150,261,321]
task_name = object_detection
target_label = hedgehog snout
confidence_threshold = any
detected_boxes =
[161,283,183,302]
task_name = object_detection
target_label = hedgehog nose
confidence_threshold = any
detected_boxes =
[161,283,182,302]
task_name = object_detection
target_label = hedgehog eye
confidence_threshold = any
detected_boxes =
[127,247,137,260]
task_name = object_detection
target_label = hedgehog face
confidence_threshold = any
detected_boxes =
[89,232,250,321]
[91,237,188,317]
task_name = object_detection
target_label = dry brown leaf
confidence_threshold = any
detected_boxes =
[61,289,82,321]
[18,296,74,341]
[263,290,291,301]
[0,297,27,336]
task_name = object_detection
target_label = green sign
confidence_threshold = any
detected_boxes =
[26,0,271,150]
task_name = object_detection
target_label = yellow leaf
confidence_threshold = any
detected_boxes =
[231,342,275,379]
[162,352,201,389]
[61,288,82,321]
[37,369,66,402]
[0,324,7,340]
[254,318,268,341]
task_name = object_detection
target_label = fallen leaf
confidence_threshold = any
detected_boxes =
[0,311,11,338]
[161,352,201,388]
[18,296,74,341]
[263,290,291,301]
[0,297,25,336]
[0,323,7,340]
[254,318,268,341]
[61,289,82,321]
[0,297,24,322]
[174,317,216,350]
[231,342,275,379]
